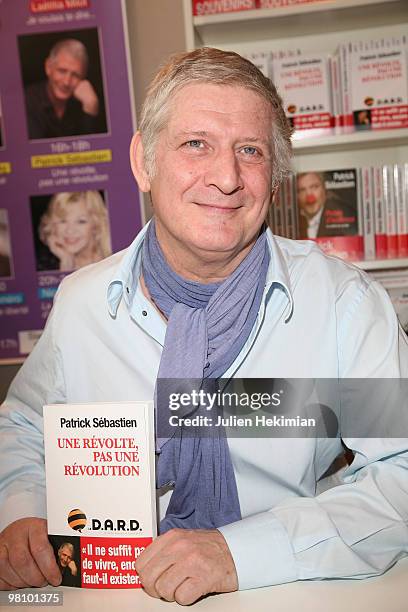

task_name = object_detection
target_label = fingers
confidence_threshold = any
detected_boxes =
[7,540,47,588]
[0,518,61,591]
[136,528,238,605]
[28,522,61,587]
[153,563,192,602]
[0,577,14,590]
[175,577,206,606]
[0,544,28,589]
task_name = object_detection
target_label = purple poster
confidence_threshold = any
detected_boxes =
[0,0,142,362]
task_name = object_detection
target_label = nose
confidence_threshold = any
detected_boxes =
[62,73,74,89]
[306,193,317,204]
[64,222,76,236]
[204,149,243,195]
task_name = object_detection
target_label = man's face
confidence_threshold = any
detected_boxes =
[45,51,84,103]
[296,173,327,218]
[145,83,274,265]
[58,546,72,567]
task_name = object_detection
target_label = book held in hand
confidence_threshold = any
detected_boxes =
[44,401,156,589]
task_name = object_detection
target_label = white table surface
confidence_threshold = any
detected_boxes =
[3,557,408,612]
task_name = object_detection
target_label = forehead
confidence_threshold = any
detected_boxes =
[298,173,324,187]
[165,83,272,136]
[55,200,86,216]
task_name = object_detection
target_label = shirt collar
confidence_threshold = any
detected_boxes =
[107,221,150,317]
[264,228,294,322]
[107,222,294,322]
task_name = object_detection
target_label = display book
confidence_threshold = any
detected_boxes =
[191,0,329,17]
[43,401,156,589]
[267,164,408,262]
[246,33,408,139]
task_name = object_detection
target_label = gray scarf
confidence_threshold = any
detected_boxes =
[142,219,270,532]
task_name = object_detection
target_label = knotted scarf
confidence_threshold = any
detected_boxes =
[142,219,270,532]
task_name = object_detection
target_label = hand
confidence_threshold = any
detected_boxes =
[135,528,238,605]
[73,80,99,116]
[67,560,78,576]
[47,236,74,271]
[0,518,61,590]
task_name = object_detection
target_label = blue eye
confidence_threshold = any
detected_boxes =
[242,146,258,155]
[186,140,203,148]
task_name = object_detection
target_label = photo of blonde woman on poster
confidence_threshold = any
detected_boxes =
[32,191,112,272]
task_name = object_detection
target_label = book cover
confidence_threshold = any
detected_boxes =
[361,166,376,260]
[383,164,398,258]
[394,164,408,257]
[256,0,328,8]
[192,0,256,16]
[44,401,156,589]
[373,165,387,259]
[272,185,285,237]
[350,36,408,131]
[296,168,362,261]
[272,52,333,139]
[283,176,297,239]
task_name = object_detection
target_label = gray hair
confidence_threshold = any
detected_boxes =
[48,38,88,75]
[139,47,293,189]
[58,542,74,557]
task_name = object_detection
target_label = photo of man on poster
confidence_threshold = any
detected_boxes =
[19,29,108,140]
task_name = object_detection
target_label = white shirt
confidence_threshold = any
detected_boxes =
[1,224,408,590]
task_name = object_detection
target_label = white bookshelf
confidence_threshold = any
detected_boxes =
[193,0,403,27]
[293,129,408,154]
[183,0,408,283]
[355,258,408,272]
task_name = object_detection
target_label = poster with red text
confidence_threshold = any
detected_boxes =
[0,0,142,363]
[44,402,156,589]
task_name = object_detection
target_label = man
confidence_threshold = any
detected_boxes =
[25,38,100,139]
[0,48,407,605]
[296,171,357,239]
[56,542,79,587]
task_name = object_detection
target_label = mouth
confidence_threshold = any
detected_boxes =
[195,202,240,213]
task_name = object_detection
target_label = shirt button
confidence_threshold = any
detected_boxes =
[126,287,130,294]
[142,310,148,317]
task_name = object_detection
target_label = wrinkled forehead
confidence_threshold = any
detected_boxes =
[163,82,274,140]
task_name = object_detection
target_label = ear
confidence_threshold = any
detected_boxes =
[130,132,151,193]
[271,185,279,204]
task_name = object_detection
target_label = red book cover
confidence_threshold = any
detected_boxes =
[192,0,255,16]
[383,165,398,258]
[373,166,387,259]
[361,167,375,260]
[44,401,156,589]
[394,164,408,257]
[296,168,362,261]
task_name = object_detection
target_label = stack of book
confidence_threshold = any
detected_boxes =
[268,164,408,262]
[246,34,408,139]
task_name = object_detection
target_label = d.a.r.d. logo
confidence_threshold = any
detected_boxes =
[67,508,87,532]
